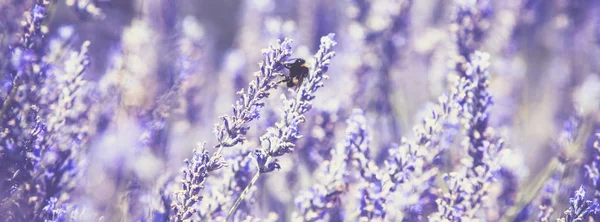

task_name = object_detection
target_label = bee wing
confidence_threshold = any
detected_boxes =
[295,76,304,90]
[301,66,309,78]
[283,59,297,69]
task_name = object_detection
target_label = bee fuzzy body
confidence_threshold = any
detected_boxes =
[280,58,309,90]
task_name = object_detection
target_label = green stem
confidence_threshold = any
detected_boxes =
[226,170,261,221]
[503,158,562,220]
[503,117,594,220]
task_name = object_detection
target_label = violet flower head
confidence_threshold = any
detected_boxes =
[198,145,255,220]
[432,51,504,221]
[430,172,470,221]
[536,170,561,222]
[558,186,600,222]
[382,69,469,215]
[345,109,370,165]
[172,37,295,221]
[584,133,600,194]
[65,0,105,20]
[0,0,52,219]
[214,38,292,149]
[356,162,391,221]
[171,143,225,221]
[343,110,390,220]
[453,0,493,67]
[462,50,497,170]
[34,41,93,221]
[254,33,336,173]
[41,197,67,222]
[294,109,369,221]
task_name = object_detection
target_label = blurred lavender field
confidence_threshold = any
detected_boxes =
[1,0,600,221]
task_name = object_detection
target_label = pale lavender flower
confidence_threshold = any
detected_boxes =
[197,145,255,220]
[383,66,468,219]
[294,109,368,221]
[34,41,92,221]
[223,33,336,220]
[41,197,67,221]
[536,170,561,221]
[461,51,498,169]
[297,106,339,171]
[346,0,412,151]
[344,110,391,220]
[585,133,600,196]
[431,51,504,221]
[65,0,105,20]
[452,0,493,72]
[171,143,225,221]
[356,162,391,221]
[430,172,471,221]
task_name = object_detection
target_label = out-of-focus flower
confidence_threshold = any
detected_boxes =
[296,105,339,170]
[383,61,468,219]
[34,41,93,221]
[0,0,53,220]
[346,0,412,153]
[294,109,369,221]
[65,0,105,20]
[585,133,600,195]
[536,169,561,222]
[572,75,600,117]
[431,51,504,221]
[452,0,492,75]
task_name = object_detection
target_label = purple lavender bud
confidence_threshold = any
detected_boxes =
[294,109,373,221]
[172,143,225,221]
[431,51,504,221]
[585,133,600,195]
[65,0,105,20]
[41,197,67,221]
[453,0,493,72]
[536,170,561,222]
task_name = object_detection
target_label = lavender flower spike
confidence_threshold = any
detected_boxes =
[431,51,504,221]
[558,186,600,222]
[585,133,600,195]
[172,38,293,221]
[35,41,92,220]
[294,109,369,221]
[227,33,336,219]
[255,33,336,172]
[171,143,225,221]
[213,38,292,151]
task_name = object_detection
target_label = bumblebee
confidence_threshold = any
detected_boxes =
[279,58,309,89]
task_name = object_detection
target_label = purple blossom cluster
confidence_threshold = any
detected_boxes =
[1,0,600,221]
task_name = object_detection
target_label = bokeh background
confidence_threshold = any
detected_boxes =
[1,0,600,221]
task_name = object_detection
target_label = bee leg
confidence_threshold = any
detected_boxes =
[295,77,304,90]
[277,78,287,85]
